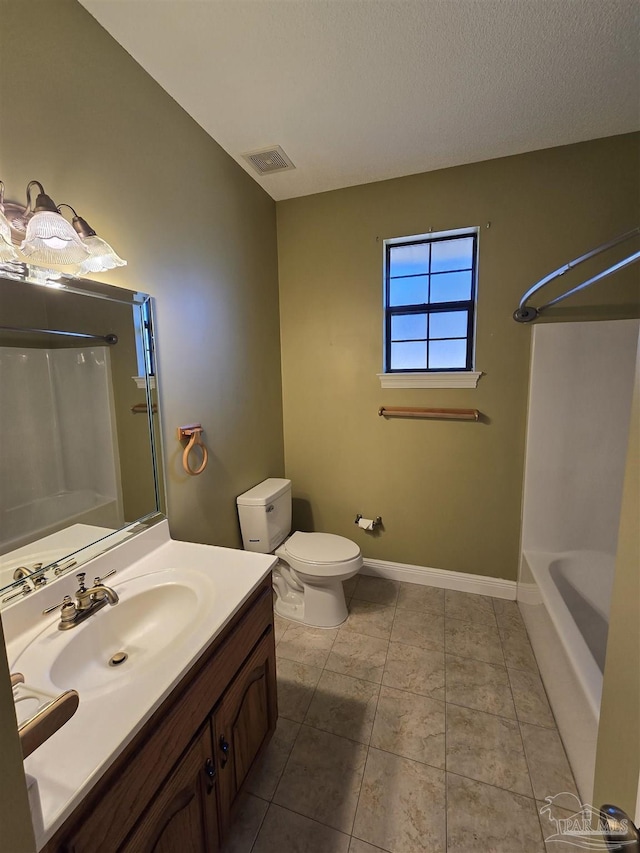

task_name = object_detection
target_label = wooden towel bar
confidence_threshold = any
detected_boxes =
[379,406,480,421]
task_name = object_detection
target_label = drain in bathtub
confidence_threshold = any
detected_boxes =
[109,651,128,667]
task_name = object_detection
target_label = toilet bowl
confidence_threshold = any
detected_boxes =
[236,479,362,628]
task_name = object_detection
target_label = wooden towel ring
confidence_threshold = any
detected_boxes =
[177,425,209,476]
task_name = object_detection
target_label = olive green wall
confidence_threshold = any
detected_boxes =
[277,135,640,580]
[593,337,640,817]
[0,0,284,550]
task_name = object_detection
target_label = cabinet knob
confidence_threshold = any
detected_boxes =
[204,757,216,789]
[219,735,230,768]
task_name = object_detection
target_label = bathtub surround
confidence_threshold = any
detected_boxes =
[594,342,640,821]
[520,320,639,557]
[0,345,123,554]
[518,320,639,803]
[277,133,640,583]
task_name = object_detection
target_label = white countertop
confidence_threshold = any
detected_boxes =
[2,521,276,850]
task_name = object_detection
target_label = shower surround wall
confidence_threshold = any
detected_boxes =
[0,346,123,554]
[520,320,639,557]
[517,318,639,801]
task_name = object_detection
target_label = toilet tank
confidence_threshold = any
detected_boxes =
[236,478,292,553]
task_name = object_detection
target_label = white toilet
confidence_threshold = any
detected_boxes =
[236,478,362,628]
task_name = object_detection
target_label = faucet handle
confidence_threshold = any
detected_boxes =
[43,594,75,615]
[93,570,116,586]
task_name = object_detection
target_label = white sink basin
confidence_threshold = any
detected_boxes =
[50,583,198,692]
[12,568,215,697]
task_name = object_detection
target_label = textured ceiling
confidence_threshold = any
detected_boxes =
[79,0,639,201]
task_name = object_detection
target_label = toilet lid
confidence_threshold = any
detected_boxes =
[285,532,360,564]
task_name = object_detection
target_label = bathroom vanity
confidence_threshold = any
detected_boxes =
[4,523,278,852]
[42,573,276,853]
[0,268,277,850]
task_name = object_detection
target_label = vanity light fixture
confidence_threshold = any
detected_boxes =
[0,182,20,263]
[20,181,89,265]
[57,204,127,273]
[0,179,126,275]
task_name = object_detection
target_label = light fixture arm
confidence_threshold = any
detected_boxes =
[57,203,97,239]
[25,180,58,215]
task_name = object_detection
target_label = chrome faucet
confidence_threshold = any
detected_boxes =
[43,571,119,630]
[13,566,33,581]
[9,563,48,598]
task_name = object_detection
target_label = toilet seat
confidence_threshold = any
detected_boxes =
[278,532,362,578]
[285,532,360,563]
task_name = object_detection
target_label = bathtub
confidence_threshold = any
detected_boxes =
[518,549,616,802]
[0,490,124,560]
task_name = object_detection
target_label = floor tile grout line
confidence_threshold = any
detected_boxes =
[275,586,376,838]
[256,800,353,845]
[355,740,446,772]
[445,767,543,804]
[327,597,369,841]
[296,715,377,749]
[246,797,270,853]
[445,697,518,725]
[505,667,558,730]
[349,586,399,842]
[520,717,580,793]
[261,718,303,806]
[293,619,342,732]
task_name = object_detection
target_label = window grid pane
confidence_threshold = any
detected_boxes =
[429,271,473,303]
[391,313,427,342]
[389,243,430,279]
[430,237,475,273]
[429,310,468,340]
[391,340,427,370]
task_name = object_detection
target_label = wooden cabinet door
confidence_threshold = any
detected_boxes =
[120,725,219,853]
[213,629,277,837]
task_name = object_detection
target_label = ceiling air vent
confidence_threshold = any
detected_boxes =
[242,146,295,176]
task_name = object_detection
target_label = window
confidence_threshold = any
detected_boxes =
[132,299,156,389]
[381,228,479,387]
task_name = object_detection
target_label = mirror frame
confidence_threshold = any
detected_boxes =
[0,264,166,606]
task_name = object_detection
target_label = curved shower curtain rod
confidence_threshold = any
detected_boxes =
[0,325,118,344]
[513,227,640,323]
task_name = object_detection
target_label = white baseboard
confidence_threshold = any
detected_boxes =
[361,557,517,600]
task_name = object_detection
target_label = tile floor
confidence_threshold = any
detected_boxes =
[222,576,583,853]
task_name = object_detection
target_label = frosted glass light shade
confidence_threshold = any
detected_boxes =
[21,211,89,265]
[0,210,19,262]
[75,235,127,274]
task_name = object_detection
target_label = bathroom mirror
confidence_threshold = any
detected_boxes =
[0,265,165,609]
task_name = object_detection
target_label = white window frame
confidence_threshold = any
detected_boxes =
[378,226,481,389]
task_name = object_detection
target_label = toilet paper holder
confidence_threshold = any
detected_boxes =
[354,514,382,530]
